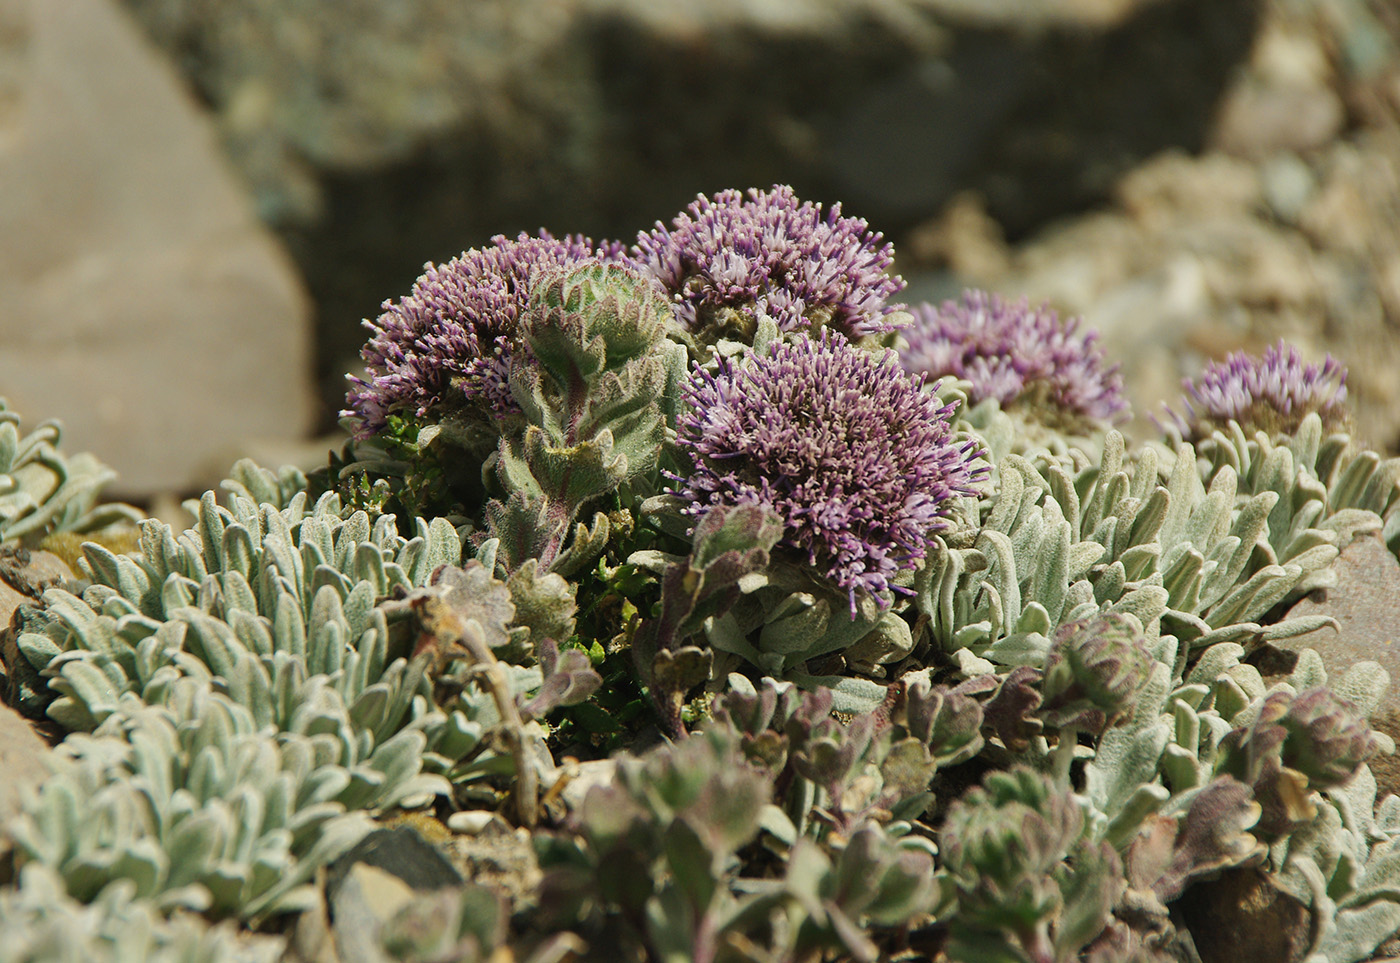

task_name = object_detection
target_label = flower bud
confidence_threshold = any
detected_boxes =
[1040,613,1155,733]
[940,767,1083,930]
[1278,686,1377,790]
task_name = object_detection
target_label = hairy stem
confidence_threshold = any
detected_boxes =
[397,595,540,827]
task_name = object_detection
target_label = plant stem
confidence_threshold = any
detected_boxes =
[396,595,540,827]
[1053,725,1080,788]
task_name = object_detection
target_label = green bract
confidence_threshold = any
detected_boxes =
[486,261,689,576]
[941,767,1119,962]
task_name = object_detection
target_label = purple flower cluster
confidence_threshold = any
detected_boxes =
[344,232,623,438]
[670,332,985,615]
[899,291,1127,427]
[631,185,906,341]
[1162,340,1348,440]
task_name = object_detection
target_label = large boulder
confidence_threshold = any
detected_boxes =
[0,0,313,496]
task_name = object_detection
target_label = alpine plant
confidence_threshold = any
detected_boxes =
[1161,338,1349,441]
[345,231,624,439]
[900,289,1127,430]
[668,330,985,616]
[631,184,906,344]
[11,184,1400,963]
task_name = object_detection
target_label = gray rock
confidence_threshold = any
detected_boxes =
[287,875,344,963]
[912,127,1400,451]
[1213,79,1345,159]
[328,825,465,896]
[1175,868,1313,963]
[328,865,416,963]
[1260,152,1318,224]
[0,0,313,496]
[123,0,1187,229]
[558,758,620,814]
[895,0,1400,452]
[1210,16,1345,159]
[324,826,465,963]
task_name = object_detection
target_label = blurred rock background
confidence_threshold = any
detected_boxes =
[0,0,312,497]
[1,0,1396,498]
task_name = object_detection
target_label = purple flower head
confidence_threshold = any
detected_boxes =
[1162,340,1349,441]
[900,290,1128,429]
[669,332,986,616]
[631,185,906,343]
[345,232,625,439]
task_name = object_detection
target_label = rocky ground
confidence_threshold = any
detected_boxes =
[125,0,1270,447]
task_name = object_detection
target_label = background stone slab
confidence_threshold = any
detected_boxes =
[0,0,313,497]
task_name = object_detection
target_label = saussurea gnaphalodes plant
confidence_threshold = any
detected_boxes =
[4,186,1400,963]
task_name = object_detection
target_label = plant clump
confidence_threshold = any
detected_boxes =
[669,330,986,615]
[4,184,1400,963]
[900,289,1128,433]
[631,184,907,347]
[345,231,623,447]
[1161,339,1350,442]
[0,398,139,549]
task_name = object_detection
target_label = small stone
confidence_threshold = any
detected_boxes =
[1211,17,1345,161]
[0,701,54,865]
[327,826,464,896]
[1117,151,1262,224]
[328,864,415,963]
[557,757,619,813]
[1260,153,1318,225]
[1213,80,1345,159]
[322,827,470,963]
[287,869,342,963]
[344,864,416,924]
[445,810,502,835]
[1175,867,1312,963]
[1301,147,1383,255]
